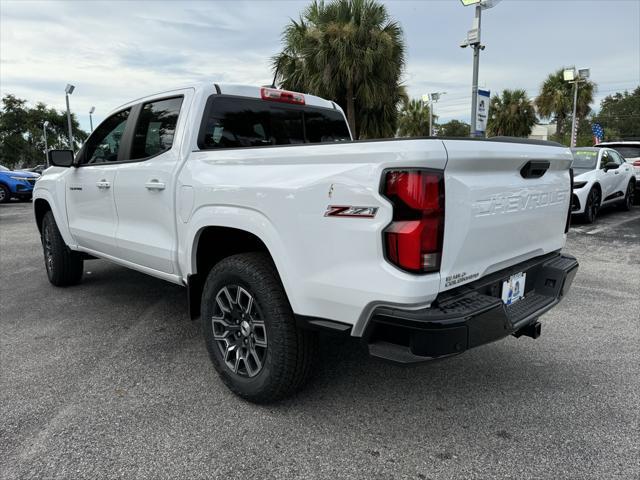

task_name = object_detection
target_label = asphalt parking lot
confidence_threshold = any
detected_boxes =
[1,202,638,480]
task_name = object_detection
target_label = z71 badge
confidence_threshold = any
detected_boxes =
[324,205,378,218]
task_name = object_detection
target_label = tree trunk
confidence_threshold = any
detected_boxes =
[555,114,563,137]
[346,82,356,139]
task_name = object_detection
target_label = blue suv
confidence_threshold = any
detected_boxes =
[0,165,40,203]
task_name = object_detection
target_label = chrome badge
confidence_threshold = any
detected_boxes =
[324,205,378,218]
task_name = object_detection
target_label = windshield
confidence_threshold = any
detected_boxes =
[603,145,640,160]
[0,165,9,171]
[571,149,598,172]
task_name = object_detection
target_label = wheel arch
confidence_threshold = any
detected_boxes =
[34,198,52,233]
[186,223,292,319]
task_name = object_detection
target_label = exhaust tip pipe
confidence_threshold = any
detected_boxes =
[514,321,541,339]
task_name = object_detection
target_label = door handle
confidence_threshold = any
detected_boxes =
[145,180,166,190]
[96,180,111,189]
[614,171,620,175]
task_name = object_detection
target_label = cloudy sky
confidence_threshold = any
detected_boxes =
[1,0,639,131]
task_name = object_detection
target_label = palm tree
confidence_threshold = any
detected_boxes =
[535,68,595,138]
[397,99,432,137]
[272,0,406,139]
[487,89,537,138]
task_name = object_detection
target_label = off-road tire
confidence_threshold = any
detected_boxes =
[41,211,84,286]
[201,253,317,403]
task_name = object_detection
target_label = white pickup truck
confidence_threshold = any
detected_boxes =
[34,83,578,402]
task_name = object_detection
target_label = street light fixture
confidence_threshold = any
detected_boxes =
[564,67,590,148]
[425,92,446,136]
[459,0,501,137]
[64,84,75,152]
[89,106,95,132]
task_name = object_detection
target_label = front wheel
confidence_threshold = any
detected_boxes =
[201,253,317,403]
[0,184,10,204]
[620,181,635,211]
[41,211,84,286]
[583,187,600,224]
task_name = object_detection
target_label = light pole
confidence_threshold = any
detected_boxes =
[43,121,50,164]
[89,106,95,132]
[428,92,446,136]
[564,68,590,148]
[459,0,501,137]
[65,84,75,151]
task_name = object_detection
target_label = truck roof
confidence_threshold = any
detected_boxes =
[113,82,340,113]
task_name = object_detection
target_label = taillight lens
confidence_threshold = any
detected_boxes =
[382,170,444,273]
[633,160,640,167]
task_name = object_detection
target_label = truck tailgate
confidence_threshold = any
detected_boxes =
[439,140,573,292]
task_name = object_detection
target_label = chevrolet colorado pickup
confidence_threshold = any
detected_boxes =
[34,83,578,402]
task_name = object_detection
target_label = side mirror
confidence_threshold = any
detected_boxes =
[47,149,75,168]
[604,162,619,171]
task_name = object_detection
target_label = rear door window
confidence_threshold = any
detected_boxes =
[131,97,183,160]
[199,97,350,150]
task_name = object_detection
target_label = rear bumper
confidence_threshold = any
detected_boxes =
[365,252,578,364]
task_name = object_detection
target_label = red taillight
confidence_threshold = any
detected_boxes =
[260,87,305,105]
[382,170,444,274]
[633,160,640,167]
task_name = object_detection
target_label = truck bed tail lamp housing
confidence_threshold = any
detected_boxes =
[382,170,445,274]
[633,160,640,167]
[260,87,305,105]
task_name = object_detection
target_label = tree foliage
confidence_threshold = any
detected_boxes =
[487,89,537,138]
[593,86,640,140]
[535,68,595,137]
[0,94,87,169]
[397,99,432,137]
[438,120,470,137]
[272,0,406,139]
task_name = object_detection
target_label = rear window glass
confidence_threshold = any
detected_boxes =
[199,97,351,149]
[571,150,598,170]
[603,145,640,159]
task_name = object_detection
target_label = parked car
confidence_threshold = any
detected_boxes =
[570,147,636,223]
[596,141,640,194]
[22,164,47,175]
[33,83,578,402]
[0,165,40,203]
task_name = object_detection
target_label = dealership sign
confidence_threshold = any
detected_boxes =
[475,89,490,135]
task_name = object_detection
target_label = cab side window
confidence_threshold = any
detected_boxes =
[131,97,183,160]
[82,109,131,164]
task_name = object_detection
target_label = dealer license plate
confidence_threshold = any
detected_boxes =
[501,272,526,305]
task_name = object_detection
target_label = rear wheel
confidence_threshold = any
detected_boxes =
[41,211,84,286]
[583,187,600,224]
[201,253,317,403]
[0,184,10,204]
[620,181,635,211]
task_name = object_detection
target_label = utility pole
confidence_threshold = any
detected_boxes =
[43,121,49,164]
[460,0,500,137]
[65,84,75,152]
[470,4,482,137]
